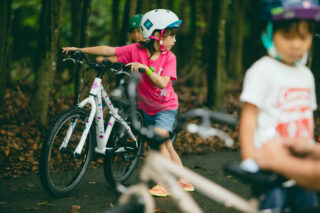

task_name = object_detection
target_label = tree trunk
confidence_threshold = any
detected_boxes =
[206,0,219,108]
[111,0,120,45]
[244,0,262,70]
[0,0,12,102]
[118,0,131,46]
[215,0,230,110]
[227,0,245,79]
[174,0,187,75]
[32,0,65,125]
[136,0,142,14]
[183,0,203,86]
[71,0,91,104]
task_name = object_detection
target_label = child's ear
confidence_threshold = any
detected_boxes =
[153,31,161,39]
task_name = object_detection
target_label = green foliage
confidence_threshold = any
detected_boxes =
[88,0,113,45]
[55,83,75,99]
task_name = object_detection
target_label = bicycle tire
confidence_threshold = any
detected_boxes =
[170,117,179,143]
[39,107,95,197]
[104,105,144,187]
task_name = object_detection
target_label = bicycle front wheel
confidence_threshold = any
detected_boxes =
[104,109,144,186]
[39,107,95,197]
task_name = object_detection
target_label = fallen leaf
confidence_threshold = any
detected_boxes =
[28,183,35,187]
[71,205,81,211]
[24,207,40,210]
[37,201,48,205]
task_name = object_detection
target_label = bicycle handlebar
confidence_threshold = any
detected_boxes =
[63,49,145,74]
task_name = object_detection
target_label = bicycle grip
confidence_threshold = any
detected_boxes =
[66,50,76,56]
[138,68,145,73]
[124,65,145,73]
[65,49,85,59]
[102,59,113,67]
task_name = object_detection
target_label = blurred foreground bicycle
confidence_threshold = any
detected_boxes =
[103,74,306,213]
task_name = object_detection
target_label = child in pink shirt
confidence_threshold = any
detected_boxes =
[115,43,178,114]
[62,9,194,197]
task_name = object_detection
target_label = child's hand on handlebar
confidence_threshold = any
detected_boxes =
[62,47,80,54]
[126,62,148,73]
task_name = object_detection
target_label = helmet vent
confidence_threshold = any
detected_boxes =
[144,19,153,30]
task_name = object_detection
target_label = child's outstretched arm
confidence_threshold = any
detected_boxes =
[62,46,116,56]
[239,102,259,160]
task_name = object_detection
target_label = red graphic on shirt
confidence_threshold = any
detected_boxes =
[275,87,314,139]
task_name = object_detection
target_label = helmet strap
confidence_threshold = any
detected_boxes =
[149,29,166,54]
[261,22,281,61]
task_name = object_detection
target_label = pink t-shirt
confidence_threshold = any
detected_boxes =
[115,43,178,115]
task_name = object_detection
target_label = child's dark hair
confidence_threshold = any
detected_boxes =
[273,19,316,36]
[138,28,178,58]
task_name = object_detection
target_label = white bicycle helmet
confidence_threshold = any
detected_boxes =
[140,9,181,53]
[141,9,182,39]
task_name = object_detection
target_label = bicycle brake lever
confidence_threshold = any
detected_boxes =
[63,58,84,64]
[110,68,131,77]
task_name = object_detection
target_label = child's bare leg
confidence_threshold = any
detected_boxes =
[159,143,171,159]
[154,127,182,166]
[165,140,182,166]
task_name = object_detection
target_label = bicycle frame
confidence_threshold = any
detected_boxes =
[60,77,138,156]
[121,150,259,213]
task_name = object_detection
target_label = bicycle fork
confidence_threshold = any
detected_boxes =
[59,78,101,157]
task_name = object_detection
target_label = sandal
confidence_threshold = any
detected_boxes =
[179,179,195,192]
[149,184,170,197]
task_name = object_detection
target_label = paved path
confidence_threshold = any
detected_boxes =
[0,150,251,213]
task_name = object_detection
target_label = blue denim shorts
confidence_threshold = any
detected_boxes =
[142,109,178,132]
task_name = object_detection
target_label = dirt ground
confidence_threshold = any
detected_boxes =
[0,150,252,213]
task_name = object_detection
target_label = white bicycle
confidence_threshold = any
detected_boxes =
[39,50,146,197]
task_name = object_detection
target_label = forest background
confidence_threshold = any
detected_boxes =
[1,0,320,178]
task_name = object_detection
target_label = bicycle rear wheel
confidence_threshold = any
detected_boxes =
[39,107,95,197]
[170,117,179,143]
[104,108,144,186]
